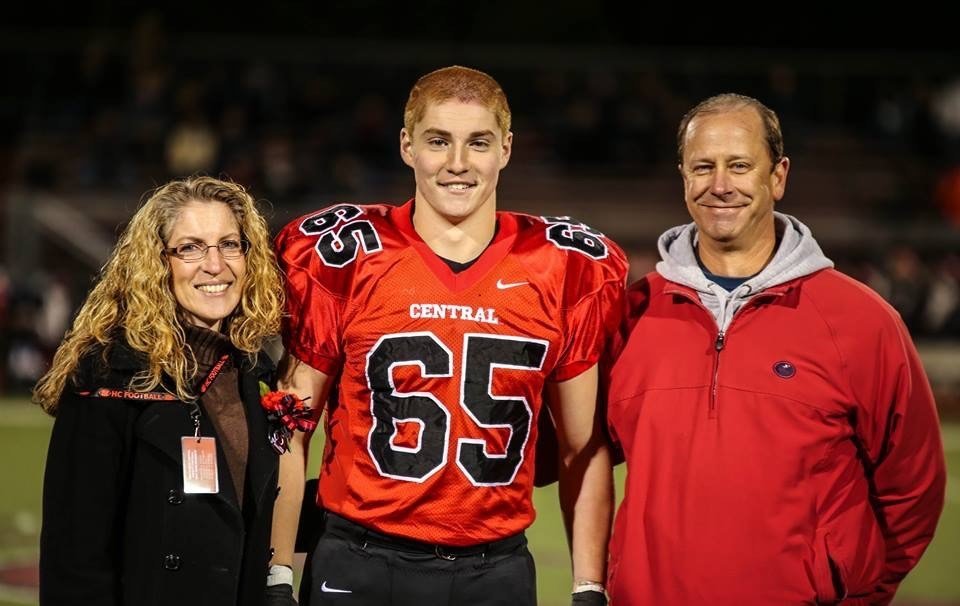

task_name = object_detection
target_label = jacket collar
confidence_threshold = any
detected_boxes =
[104,338,148,371]
[663,280,795,302]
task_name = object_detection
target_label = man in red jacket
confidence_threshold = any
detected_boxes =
[605,93,946,605]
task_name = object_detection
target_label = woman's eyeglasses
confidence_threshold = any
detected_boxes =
[164,239,250,262]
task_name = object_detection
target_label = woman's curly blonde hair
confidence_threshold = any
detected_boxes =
[33,176,284,414]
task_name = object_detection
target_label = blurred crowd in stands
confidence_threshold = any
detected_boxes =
[9,16,960,206]
[2,14,960,394]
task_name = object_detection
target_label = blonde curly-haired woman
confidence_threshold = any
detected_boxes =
[35,176,286,606]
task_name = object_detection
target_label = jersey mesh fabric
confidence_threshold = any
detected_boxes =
[276,200,626,545]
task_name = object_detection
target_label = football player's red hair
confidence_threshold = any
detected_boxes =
[403,65,511,137]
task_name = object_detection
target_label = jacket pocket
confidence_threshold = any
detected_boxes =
[812,528,846,605]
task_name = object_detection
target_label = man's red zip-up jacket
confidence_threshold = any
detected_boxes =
[606,268,945,605]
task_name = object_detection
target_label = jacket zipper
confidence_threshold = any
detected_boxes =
[709,330,725,418]
[664,285,785,421]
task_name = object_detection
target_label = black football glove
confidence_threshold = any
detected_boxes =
[571,589,607,606]
[264,582,297,606]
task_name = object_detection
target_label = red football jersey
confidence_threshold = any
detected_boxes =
[276,199,627,545]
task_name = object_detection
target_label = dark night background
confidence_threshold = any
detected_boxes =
[1,3,958,395]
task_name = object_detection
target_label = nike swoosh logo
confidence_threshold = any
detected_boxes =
[496,279,528,290]
[321,581,353,594]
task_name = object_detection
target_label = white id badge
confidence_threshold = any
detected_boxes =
[181,436,220,494]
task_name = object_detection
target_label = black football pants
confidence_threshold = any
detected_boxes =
[300,512,537,606]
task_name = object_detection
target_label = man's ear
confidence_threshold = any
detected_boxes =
[772,156,790,201]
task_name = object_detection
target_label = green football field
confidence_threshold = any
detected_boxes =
[0,399,957,606]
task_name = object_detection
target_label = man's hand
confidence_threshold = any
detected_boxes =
[264,582,297,606]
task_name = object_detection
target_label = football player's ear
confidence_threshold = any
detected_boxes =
[400,128,415,169]
[499,131,513,169]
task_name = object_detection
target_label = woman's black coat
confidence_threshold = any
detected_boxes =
[39,340,279,606]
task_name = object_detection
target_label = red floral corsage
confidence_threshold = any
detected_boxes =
[259,381,318,454]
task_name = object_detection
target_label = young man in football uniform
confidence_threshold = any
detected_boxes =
[267,65,627,606]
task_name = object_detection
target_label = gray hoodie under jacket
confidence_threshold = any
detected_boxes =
[655,211,835,334]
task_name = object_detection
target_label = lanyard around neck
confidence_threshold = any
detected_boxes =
[189,354,231,439]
